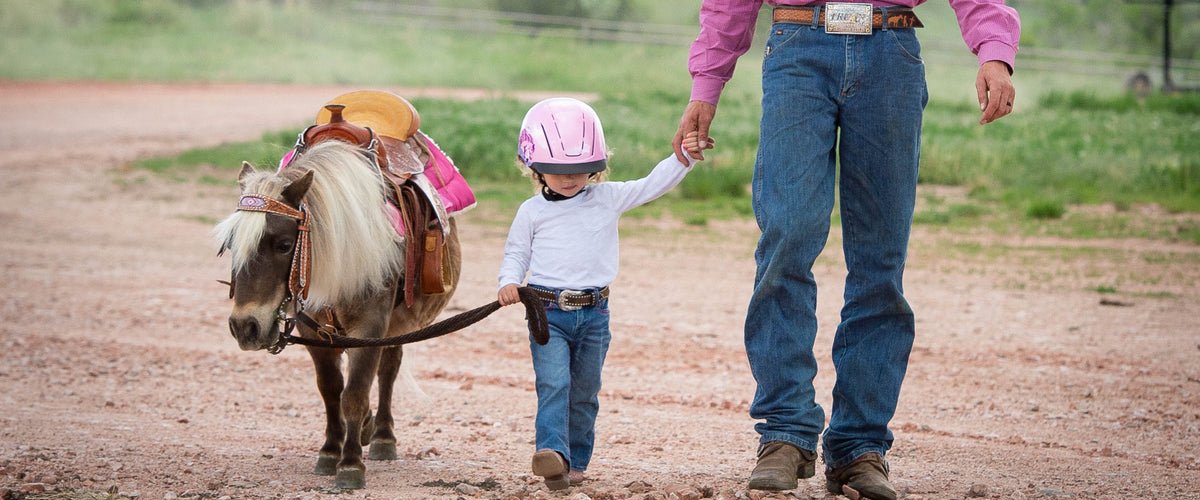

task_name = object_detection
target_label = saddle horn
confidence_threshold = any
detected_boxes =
[299,104,389,169]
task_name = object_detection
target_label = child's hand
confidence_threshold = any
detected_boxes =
[498,284,521,307]
[683,131,716,160]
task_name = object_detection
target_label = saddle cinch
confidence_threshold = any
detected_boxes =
[280,91,476,307]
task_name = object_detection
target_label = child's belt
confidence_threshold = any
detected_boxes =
[531,286,610,311]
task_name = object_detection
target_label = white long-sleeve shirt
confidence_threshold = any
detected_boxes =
[498,155,695,290]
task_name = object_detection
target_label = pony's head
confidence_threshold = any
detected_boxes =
[214,163,311,351]
[213,141,402,351]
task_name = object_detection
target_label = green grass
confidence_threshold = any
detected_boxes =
[1025,199,1066,220]
[918,93,1200,215]
[913,201,991,225]
[138,129,298,175]
[168,89,1200,242]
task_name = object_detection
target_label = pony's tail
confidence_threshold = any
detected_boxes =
[397,363,432,408]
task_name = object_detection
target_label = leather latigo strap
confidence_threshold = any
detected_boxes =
[531,287,611,307]
[773,6,923,29]
[398,183,425,307]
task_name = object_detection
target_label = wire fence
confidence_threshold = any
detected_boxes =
[353,2,699,45]
[354,2,1200,87]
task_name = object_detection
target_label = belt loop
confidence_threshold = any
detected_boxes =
[810,5,821,30]
[880,6,889,32]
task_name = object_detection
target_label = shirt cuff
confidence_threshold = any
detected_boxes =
[689,76,726,107]
[976,42,1017,73]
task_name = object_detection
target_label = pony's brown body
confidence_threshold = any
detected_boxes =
[214,140,460,489]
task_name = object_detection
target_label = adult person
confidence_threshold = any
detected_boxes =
[671,2,1019,499]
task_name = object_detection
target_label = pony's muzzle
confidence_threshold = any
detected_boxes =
[229,314,277,351]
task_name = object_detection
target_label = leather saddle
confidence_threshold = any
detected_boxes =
[290,97,451,306]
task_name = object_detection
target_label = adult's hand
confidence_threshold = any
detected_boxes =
[673,100,717,162]
[977,60,1015,125]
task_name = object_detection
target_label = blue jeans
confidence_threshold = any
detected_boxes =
[746,20,926,470]
[529,288,611,472]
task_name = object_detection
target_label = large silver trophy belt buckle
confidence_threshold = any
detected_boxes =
[556,289,589,311]
[825,3,873,35]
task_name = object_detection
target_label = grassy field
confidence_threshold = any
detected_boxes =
[4,0,1198,242]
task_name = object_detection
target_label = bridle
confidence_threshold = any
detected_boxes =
[236,194,312,301]
[231,193,315,354]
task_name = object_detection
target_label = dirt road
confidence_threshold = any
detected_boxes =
[1,80,1197,500]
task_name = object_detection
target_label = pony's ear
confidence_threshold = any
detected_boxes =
[282,170,314,207]
[237,162,255,190]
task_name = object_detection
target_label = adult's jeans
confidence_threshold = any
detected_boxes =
[746,19,927,470]
[529,293,611,472]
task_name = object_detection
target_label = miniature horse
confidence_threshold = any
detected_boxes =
[212,140,460,489]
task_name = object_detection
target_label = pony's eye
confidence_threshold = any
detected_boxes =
[274,238,294,254]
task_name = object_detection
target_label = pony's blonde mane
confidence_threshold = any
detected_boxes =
[212,141,403,307]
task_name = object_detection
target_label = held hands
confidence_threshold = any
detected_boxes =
[682,131,716,161]
[498,283,521,307]
[673,100,717,162]
[977,60,1016,125]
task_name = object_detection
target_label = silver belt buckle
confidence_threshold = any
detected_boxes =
[557,289,586,311]
[825,2,873,35]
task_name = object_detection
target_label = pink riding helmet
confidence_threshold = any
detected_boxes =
[518,98,607,175]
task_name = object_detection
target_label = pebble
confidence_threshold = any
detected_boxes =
[20,483,47,493]
[664,483,703,500]
[454,482,482,495]
[626,480,653,493]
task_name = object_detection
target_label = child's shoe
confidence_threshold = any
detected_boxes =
[531,449,569,491]
[568,469,585,485]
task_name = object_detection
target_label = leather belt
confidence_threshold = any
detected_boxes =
[773,6,923,29]
[532,286,610,311]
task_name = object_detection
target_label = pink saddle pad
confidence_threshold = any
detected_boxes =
[420,132,476,217]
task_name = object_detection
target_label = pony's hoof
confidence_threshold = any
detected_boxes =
[314,454,338,476]
[368,440,397,461]
[335,466,366,489]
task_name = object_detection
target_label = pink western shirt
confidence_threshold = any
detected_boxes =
[688,0,1021,105]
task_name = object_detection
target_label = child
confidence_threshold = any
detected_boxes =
[497,97,713,490]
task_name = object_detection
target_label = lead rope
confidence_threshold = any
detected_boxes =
[275,286,549,352]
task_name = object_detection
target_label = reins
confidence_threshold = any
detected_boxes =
[280,286,549,351]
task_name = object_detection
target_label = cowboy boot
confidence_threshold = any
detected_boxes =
[824,452,897,500]
[748,441,817,490]
[531,449,569,491]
